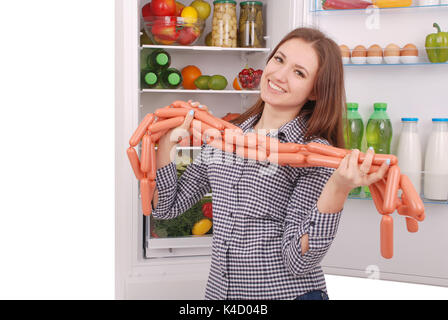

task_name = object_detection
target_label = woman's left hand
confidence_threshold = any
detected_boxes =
[332,147,390,195]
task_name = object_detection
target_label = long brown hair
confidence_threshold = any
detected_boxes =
[231,27,346,148]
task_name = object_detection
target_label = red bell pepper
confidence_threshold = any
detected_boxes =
[322,0,372,9]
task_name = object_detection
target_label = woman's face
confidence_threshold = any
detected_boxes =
[260,38,319,110]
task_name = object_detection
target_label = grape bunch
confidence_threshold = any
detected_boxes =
[238,67,263,89]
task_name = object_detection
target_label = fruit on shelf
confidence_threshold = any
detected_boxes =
[237,66,263,90]
[194,75,211,90]
[150,0,176,16]
[151,16,180,41]
[190,0,211,21]
[192,218,212,236]
[181,65,202,89]
[142,2,155,22]
[181,6,199,25]
[177,25,201,45]
[175,1,186,16]
[208,75,228,90]
[202,202,213,219]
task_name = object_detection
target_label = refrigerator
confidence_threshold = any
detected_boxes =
[116,0,448,299]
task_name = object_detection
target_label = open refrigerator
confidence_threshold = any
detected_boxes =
[116,0,448,299]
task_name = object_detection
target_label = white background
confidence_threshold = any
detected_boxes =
[0,0,446,299]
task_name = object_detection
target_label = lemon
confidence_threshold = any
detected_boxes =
[181,6,198,25]
[192,219,212,236]
[190,0,211,21]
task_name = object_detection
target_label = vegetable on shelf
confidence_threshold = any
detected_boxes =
[202,202,213,219]
[425,23,448,63]
[371,0,412,8]
[322,0,372,10]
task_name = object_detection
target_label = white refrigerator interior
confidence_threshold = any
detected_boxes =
[116,0,448,299]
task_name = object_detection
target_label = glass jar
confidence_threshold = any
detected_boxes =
[212,0,237,47]
[239,1,264,48]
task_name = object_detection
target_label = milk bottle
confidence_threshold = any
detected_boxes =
[396,118,422,196]
[424,118,448,200]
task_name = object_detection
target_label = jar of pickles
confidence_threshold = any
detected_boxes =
[239,1,264,48]
[212,0,237,47]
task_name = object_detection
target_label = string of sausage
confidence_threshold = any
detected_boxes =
[127,100,425,259]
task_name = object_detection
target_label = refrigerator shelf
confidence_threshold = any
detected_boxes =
[310,2,448,14]
[141,89,260,94]
[140,44,271,54]
[343,61,448,66]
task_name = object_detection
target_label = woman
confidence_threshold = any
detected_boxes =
[151,27,389,300]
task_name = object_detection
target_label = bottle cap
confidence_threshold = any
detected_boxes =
[432,118,448,122]
[240,1,263,6]
[168,73,181,85]
[144,72,158,85]
[373,102,387,110]
[347,103,359,110]
[156,53,169,66]
[401,118,418,122]
[213,0,237,4]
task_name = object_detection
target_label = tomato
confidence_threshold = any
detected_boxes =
[150,0,176,16]
[202,202,213,219]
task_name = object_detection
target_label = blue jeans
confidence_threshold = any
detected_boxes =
[295,290,329,300]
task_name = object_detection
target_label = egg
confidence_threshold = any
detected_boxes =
[401,43,418,56]
[384,43,400,57]
[352,45,367,57]
[367,44,383,57]
[339,45,351,58]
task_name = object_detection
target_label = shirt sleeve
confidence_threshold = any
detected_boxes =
[151,143,211,220]
[281,156,343,277]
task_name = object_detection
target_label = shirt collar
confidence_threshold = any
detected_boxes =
[238,112,309,143]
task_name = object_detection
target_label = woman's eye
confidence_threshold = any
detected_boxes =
[274,56,282,63]
[295,70,304,77]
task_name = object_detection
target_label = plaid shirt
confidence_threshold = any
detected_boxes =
[152,112,343,300]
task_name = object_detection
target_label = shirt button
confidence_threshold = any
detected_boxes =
[310,221,315,227]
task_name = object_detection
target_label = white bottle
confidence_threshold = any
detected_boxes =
[424,118,448,200]
[418,0,440,5]
[397,118,422,196]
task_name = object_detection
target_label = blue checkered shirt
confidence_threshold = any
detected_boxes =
[152,112,343,300]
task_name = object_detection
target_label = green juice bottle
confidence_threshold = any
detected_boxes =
[344,103,364,196]
[141,68,160,89]
[365,102,393,197]
[147,48,171,71]
[159,68,183,89]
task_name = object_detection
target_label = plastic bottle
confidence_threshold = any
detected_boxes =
[344,103,364,195]
[147,48,171,71]
[365,103,393,197]
[159,68,183,89]
[424,118,448,200]
[141,68,160,89]
[396,118,422,196]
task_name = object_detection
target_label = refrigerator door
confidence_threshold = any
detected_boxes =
[299,1,448,287]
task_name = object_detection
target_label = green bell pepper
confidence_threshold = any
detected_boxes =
[425,23,448,63]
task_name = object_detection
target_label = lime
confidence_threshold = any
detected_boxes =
[191,0,211,21]
[208,75,228,90]
[194,75,211,90]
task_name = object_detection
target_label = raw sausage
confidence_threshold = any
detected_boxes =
[370,182,387,215]
[140,134,151,173]
[194,110,225,131]
[267,152,305,165]
[306,154,341,169]
[359,153,398,166]
[148,116,185,134]
[140,178,156,216]
[306,142,348,158]
[380,215,394,259]
[383,165,401,214]
[129,113,155,147]
[400,174,424,220]
[155,108,189,118]
[127,147,144,180]
[150,129,168,143]
[149,139,156,180]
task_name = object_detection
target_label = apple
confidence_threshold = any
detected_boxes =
[151,17,180,41]
[177,26,200,45]
[142,2,155,22]
[150,0,176,16]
